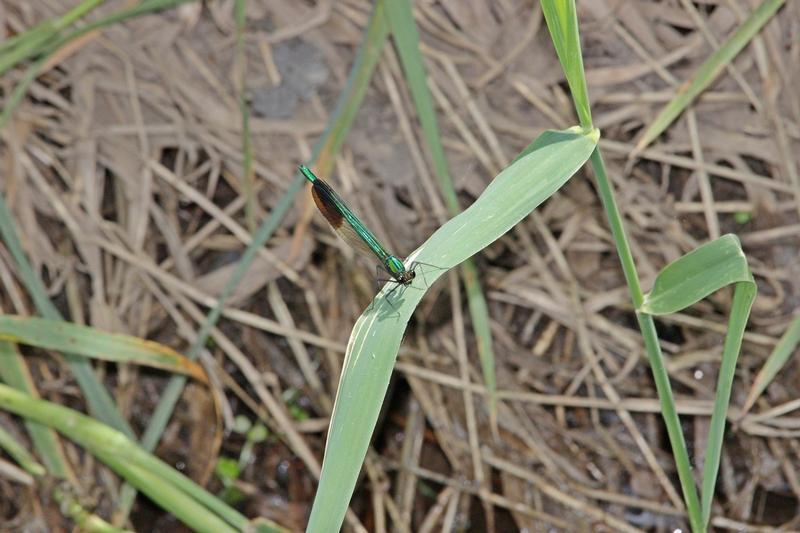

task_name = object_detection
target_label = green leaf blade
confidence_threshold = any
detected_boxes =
[0,316,207,381]
[636,0,785,151]
[0,341,74,480]
[640,234,751,315]
[0,384,253,533]
[540,0,592,128]
[307,126,598,532]
[741,316,800,415]
[639,233,757,529]
[700,279,757,525]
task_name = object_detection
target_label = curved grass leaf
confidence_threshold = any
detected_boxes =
[639,233,756,527]
[0,316,207,382]
[307,126,599,532]
[640,234,751,315]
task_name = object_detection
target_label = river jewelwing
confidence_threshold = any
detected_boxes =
[300,165,420,293]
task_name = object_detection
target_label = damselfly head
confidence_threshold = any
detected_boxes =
[397,270,416,286]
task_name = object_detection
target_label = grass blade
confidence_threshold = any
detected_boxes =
[134,0,388,453]
[52,485,132,533]
[700,278,756,526]
[0,0,105,76]
[741,315,800,415]
[0,194,133,436]
[234,0,256,232]
[0,383,277,532]
[638,233,756,529]
[0,340,74,480]
[0,316,207,381]
[313,0,390,173]
[635,0,785,151]
[383,0,456,210]
[537,0,759,528]
[540,0,592,127]
[0,417,46,477]
[641,234,752,315]
[590,149,703,531]
[307,127,598,532]
[0,2,196,131]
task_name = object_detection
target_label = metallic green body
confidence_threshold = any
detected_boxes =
[300,165,415,285]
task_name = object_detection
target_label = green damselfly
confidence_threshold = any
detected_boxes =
[300,165,420,293]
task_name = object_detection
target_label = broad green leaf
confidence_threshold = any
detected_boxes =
[636,0,785,151]
[307,126,598,532]
[640,234,751,315]
[0,316,207,382]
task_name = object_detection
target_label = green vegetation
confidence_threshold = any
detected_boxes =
[0,1,787,531]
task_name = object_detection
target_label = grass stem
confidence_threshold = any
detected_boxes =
[589,148,704,532]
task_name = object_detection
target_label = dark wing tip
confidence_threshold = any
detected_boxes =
[310,181,344,228]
